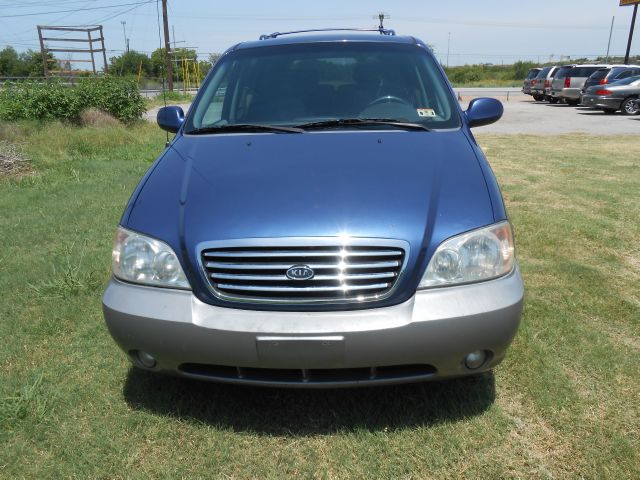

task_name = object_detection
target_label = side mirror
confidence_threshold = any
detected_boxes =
[157,106,185,133]
[465,98,504,128]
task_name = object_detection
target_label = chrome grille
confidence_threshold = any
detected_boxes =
[199,238,408,304]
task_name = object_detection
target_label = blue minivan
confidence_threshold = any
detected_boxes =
[103,29,524,387]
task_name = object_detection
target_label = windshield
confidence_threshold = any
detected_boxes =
[185,42,460,132]
[571,67,601,78]
[609,75,640,86]
[589,69,609,81]
[555,66,574,78]
[526,69,540,79]
[535,67,551,79]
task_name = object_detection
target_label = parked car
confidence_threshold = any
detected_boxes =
[581,65,640,104]
[583,65,640,91]
[581,75,640,115]
[531,66,560,102]
[522,67,542,96]
[550,64,604,105]
[102,29,524,388]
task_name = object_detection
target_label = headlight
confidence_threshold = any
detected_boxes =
[418,221,515,289]
[112,227,190,289]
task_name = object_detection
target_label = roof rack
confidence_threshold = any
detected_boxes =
[259,28,396,40]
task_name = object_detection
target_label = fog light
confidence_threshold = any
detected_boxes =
[135,350,157,368]
[464,350,487,370]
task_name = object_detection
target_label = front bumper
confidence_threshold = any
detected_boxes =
[581,94,622,110]
[103,267,524,388]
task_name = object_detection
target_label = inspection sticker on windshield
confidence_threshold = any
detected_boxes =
[417,108,436,118]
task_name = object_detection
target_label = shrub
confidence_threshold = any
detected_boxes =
[0,76,146,123]
[0,81,80,121]
[75,76,146,123]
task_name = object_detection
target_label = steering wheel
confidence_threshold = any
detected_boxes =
[367,95,410,107]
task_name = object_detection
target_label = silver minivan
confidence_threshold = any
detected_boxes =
[531,66,559,102]
[550,65,605,105]
[522,68,542,96]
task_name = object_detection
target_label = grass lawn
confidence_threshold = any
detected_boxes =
[451,80,520,88]
[145,91,195,109]
[0,122,638,478]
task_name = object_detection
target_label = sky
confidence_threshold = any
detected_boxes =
[0,0,638,68]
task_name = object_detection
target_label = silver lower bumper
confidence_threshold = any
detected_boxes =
[102,267,524,387]
[559,87,581,100]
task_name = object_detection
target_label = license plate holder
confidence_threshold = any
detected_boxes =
[256,336,345,368]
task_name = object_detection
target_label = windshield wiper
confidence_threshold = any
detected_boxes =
[296,118,432,131]
[187,124,304,134]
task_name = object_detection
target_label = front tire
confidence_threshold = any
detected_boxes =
[621,97,639,116]
[533,93,544,102]
[549,97,559,104]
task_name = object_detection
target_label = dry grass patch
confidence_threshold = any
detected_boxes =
[79,108,120,128]
[0,140,32,178]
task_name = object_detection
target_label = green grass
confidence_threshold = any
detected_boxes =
[451,80,520,88]
[145,91,194,109]
[1,124,638,478]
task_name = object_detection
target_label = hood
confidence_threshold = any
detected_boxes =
[126,129,495,310]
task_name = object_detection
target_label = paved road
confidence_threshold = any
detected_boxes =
[456,87,525,101]
[146,89,639,135]
[463,99,639,135]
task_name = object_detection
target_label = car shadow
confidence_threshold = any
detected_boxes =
[122,367,496,436]
[576,111,615,116]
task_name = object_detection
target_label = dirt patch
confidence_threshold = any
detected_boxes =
[79,108,120,128]
[0,141,32,178]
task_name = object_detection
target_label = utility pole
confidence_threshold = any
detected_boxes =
[446,32,451,67]
[172,24,177,86]
[121,21,128,53]
[162,0,173,91]
[624,4,638,64]
[606,16,615,61]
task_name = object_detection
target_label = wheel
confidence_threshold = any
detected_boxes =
[621,97,639,116]
[533,94,544,102]
[366,95,410,107]
[602,108,617,115]
[549,97,559,104]
[566,99,579,106]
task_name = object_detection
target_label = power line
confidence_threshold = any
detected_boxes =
[1,0,154,18]
[0,0,97,8]
[87,2,153,26]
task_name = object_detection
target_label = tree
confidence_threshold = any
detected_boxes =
[150,47,200,81]
[109,50,152,77]
[512,60,537,80]
[0,46,20,76]
[149,47,167,78]
[197,60,212,80]
[0,48,54,77]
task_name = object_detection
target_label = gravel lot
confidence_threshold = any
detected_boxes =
[147,88,639,135]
